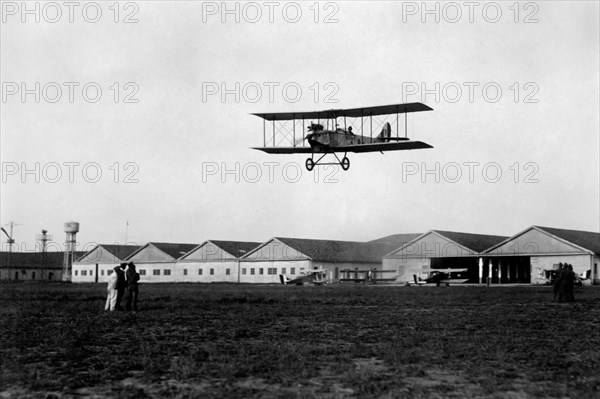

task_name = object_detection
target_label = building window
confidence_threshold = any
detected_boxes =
[210,269,214,275]
[183,269,188,276]
[259,268,264,275]
[164,269,171,276]
[281,268,286,275]
[82,271,87,276]
[242,268,246,275]
[75,270,79,276]
[153,269,160,276]
[139,269,146,276]
[251,268,255,275]
[267,268,277,275]
[226,269,230,275]
[32,272,36,280]
[108,270,113,275]
[101,270,104,276]
[90,271,93,276]
[198,269,203,275]
[290,267,295,275]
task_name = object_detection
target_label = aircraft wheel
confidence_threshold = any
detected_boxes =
[305,158,315,171]
[341,157,350,171]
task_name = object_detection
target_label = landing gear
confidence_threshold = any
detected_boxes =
[305,158,315,171]
[304,153,351,171]
[340,156,350,171]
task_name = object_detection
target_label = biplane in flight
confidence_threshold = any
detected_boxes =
[252,102,434,171]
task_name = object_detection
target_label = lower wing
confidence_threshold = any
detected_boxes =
[253,141,433,154]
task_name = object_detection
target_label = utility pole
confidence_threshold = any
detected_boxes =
[1,222,21,267]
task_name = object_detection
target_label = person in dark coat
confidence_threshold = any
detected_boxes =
[553,263,563,301]
[114,263,127,310]
[125,262,140,311]
[564,264,576,302]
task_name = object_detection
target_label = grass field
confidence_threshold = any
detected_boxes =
[1,282,599,398]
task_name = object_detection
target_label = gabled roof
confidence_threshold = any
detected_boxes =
[368,233,422,246]
[0,251,86,269]
[273,237,391,263]
[433,230,508,253]
[534,226,599,255]
[76,244,142,263]
[208,240,262,258]
[126,242,200,261]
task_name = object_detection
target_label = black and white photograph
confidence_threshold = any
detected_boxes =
[1,1,599,397]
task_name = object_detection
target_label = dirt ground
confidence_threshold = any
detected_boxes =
[1,282,599,398]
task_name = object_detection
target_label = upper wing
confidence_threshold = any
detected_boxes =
[252,102,433,121]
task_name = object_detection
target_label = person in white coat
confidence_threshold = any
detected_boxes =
[104,266,119,311]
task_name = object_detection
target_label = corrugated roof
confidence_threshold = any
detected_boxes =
[433,231,508,253]
[149,242,200,259]
[535,226,600,255]
[209,240,262,258]
[274,237,392,263]
[0,251,86,269]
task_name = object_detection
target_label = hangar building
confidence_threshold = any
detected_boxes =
[383,230,508,284]
[240,237,408,283]
[483,226,600,285]
[125,242,198,282]
[177,240,262,283]
[72,244,141,283]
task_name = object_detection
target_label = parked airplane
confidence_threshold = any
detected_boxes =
[409,269,469,286]
[279,268,329,285]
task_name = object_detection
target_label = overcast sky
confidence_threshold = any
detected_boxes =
[1,1,599,252]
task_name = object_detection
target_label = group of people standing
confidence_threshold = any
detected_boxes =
[552,263,577,302]
[105,262,140,311]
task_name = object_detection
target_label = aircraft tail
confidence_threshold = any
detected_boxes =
[376,122,392,141]
[279,274,288,285]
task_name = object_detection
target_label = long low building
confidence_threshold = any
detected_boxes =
[1,251,85,281]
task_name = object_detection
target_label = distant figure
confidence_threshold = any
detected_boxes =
[104,267,119,311]
[125,262,140,311]
[366,269,372,284]
[348,126,353,134]
[553,263,564,301]
[114,263,127,311]
[564,264,575,302]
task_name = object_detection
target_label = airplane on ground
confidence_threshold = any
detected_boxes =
[339,269,398,284]
[252,103,433,171]
[279,268,330,285]
[408,268,469,286]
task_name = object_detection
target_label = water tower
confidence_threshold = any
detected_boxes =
[36,229,53,253]
[62,221,79,281]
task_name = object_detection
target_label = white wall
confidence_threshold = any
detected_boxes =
[239,260,311,283]
[383,257,429,284]
[176,261,239,283]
